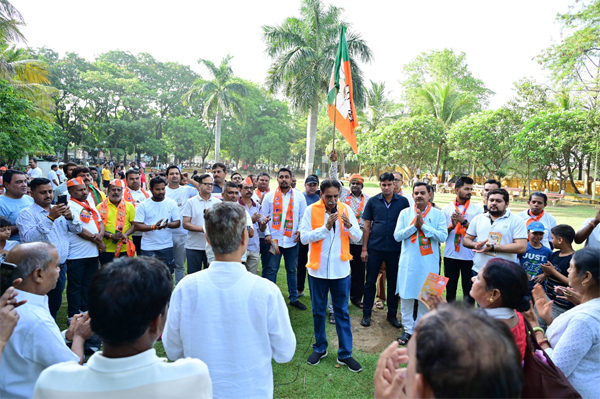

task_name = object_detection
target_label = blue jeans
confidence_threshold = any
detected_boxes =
[259,237,271,276]
[47,262,66,320]
[264,243,299,303]
[141,248,175,274]
[309,275,353,359]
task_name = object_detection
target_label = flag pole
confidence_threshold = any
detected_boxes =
[332,94,337,151]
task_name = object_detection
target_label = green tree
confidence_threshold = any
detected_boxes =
[184,55,247,162]
[262,0,373,176]
[0,79,53,163]
[0,0,25,46]
[163,116,213,165]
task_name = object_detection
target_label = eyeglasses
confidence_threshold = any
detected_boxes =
[202,182,214,187]
[394,179,402,182]
[242,187,254,190]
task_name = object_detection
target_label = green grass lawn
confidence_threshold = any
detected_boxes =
[53,184,597,398]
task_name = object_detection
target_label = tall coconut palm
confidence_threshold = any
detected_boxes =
[416,82,473,175]
[0,0,25,45]
[184,55,247,162]
[263,0,372,176]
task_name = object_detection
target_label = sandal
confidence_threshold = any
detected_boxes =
[329,313,336,325]
[375,301,384,310]
[397,332,411,346]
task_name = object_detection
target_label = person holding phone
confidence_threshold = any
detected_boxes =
[0,285,24,364]
[16,178,83,320]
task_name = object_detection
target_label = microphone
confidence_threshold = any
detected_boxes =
[331,205,337,232]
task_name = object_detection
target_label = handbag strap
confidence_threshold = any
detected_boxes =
[522,316,543,352]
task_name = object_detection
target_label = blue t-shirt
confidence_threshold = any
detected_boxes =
[0,195,34,242]
[303,192,320,206]
[518,243,553,290]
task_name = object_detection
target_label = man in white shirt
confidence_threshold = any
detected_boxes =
[33,256,212,399]
[463,188,528,274]
[27,158,43,180]
[441,177,482,304]
[133,176,180,275]
[182,174,220,274]
[66,177,105,322]
[517,192,557,249]
[300,179,363,372]
[1,242,92,399]
[262,168,308,310]
[163,202,296,399]
[56,162,66,184]
[165,165,200,284]
[575,206,600,250]
[392,171,415,207]
[123,168,150,256]
[47,164,59,202]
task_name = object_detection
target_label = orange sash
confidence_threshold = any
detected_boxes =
[307,201,352,270]
[451,199,470,252]
[123,185,149,207]
[526,210,544,227]
[272,187,294,237]
[344,193,365,219]
[70,198,101,230]
[410,204,434,256]
[97,199,129,257]
[255,188,269,203]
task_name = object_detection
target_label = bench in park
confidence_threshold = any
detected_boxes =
[473,184,485,196]
[440,182,455,193]
[504,187,522,199]
[546,192,565,206]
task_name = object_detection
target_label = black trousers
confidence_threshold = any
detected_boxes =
[99,251,126,266]
[444,257,475,304]
[349,244,365,304]
[363,249,400,318]
[187,249,208,274]
[297,243,309,293]
[67,257,100,317]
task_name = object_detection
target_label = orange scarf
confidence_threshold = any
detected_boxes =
[123,185,149,207]
[344,193,365,219]
[70,198,101,230]
[97,198,130,256]
[526,210,544,227]
[307,201,352,270]
[256,188,269,203]
[272,187,294,237]
[410,204,434,256]
[452,199,470,252]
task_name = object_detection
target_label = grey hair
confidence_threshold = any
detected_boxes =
[204,202,247,255]
[12,242,57,280]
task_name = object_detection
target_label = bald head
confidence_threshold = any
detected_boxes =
[7,242,58,280]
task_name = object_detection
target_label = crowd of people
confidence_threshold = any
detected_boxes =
[0,153,598,399]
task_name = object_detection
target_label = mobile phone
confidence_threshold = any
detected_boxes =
[57,194,68,205]
[0,262,17,296]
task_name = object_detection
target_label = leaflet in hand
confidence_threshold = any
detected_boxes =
[269,239,280,255]
[417,272,449,309]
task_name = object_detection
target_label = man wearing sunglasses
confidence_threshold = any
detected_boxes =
[182,174,221,274]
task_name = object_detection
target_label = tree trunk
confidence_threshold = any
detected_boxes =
[434,140,444,177]
[63,145,69,163]
[566,161,581,194]
[578,161,583,180]
[526,158,531,197]
[304,98,319,178]
[214,110,222,162]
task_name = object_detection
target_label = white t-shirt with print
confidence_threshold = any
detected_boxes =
[165,185,198,236]
[68,200,100,260]
[133,198,180,251]
[466,208,527,273]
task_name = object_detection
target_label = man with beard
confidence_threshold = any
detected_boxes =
[71,167,106,207]
[262,168,308,310]
[482,179,501,213]
[300,179,363,372]
[97,180,136,265]
[463,188,528,275]
[253,172,270,204]
[441,177,482,304]
[165,165,200,285]
[394,182,448,346]
[122,168,150,256]
[133,177,180,275]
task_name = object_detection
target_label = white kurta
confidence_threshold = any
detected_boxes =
[394,206,448,299]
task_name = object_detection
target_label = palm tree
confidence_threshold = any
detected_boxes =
[263,0,372,176]
[416,82,473,176]
[0,0,25,45]
[362,81,403,133]
[184,55,247,162]
[0,45,56,121]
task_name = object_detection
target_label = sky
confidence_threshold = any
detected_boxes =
[13,0,571,109]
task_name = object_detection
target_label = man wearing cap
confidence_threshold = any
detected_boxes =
[329,154,370,309]
[97,179,136,265]
[66,177,105,324]
[517,192,557,250]
[71,167,106,207]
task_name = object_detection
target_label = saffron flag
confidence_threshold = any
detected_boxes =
[327,24,359,154]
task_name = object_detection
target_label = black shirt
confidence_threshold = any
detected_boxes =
[546,251,575,310]
[362,192,410,253]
